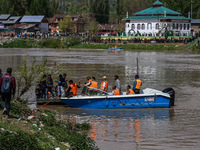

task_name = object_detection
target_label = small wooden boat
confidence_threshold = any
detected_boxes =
[60,87,174,109]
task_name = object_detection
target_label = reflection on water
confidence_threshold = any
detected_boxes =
[1,48,200,149]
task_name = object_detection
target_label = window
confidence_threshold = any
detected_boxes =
[176,24,179,30]
[180,24,182,30]
[142,24,145,30]
[173,23,175,29]
[184,24,186,30]
[137,24,140,30]
[131,24,135,30]
[155,23,159,29]
[187,24,190,30]
[147,23,152,30]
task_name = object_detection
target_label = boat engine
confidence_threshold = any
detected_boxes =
[162,88,175,106]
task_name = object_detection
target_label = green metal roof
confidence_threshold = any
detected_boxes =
[153,0,163,6]
[123,15,190,20]
[134,6,181,15]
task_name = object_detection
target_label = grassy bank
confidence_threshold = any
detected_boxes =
[0,38,199,51]
[0,37,80,49]
[71,43,188,51]
[0,99,98,150]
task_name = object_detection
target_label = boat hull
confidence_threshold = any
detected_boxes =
[60,94,170,109]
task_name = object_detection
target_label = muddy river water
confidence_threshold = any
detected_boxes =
[0,48,200,150]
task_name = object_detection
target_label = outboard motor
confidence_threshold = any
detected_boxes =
[162,88,175,107]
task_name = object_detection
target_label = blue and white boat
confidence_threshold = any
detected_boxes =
[60,87,174,109]
[108,47,123,53]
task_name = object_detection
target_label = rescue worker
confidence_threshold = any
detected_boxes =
[87,77,98,95]
[82,76,92,95]
[126,85,135,95]
[85,76,92,86]
[66,80,81,97]
[133,74,142,94]
[112,85,120,96]
[100,76,108,92]
[114,75,121,94]
[90,77,98,89]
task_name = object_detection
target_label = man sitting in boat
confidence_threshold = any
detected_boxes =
[88,77,98,95]
[133,74,142,94]
[112,85,120,96]
[82,76,92,95]
[126,85,135,95]
[100,76,108,92]
[65,80,81,97]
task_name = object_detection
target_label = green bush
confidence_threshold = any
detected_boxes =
[0,130,43,150]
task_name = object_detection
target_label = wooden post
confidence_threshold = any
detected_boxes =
[137,57,139,75]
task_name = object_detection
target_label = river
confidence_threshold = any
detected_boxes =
[0,48,200,150]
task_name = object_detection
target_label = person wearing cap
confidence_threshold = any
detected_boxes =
[114,75,121,94]
[100,76,108,92]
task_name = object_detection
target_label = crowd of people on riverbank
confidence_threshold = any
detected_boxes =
[35,74,142,99]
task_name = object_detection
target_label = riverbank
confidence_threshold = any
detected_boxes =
[0,38,199,51]
[0,99,98,150]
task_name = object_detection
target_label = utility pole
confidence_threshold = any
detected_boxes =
[190,1,194,19]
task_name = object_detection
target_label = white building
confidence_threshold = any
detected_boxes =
[123,0,191,37]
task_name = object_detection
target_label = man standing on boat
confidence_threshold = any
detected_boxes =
[133,74,142,94]
[100,76,108,92]
[114,75,121,94]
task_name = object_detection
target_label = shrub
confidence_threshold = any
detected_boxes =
[0,130,43,150]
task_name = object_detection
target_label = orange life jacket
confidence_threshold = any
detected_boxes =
[113,89,120,95]
[100,81,108,91]
[69,83,77,95]
[135,79,142,89]
[91,81,98,89]
[128,89,135,95]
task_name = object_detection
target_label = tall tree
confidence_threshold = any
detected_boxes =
[89,0,110,24]
[59,16,74,33]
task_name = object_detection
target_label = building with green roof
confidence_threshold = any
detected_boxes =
[123,0,191,36]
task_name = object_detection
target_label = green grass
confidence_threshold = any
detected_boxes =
[71,43,187,51]
[101,36,192,40]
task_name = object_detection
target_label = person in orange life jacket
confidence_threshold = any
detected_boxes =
[85,76,92,86]
[82,76,92,95]
[112,85,120,96]
[0,68,16,118]
[133,74,142,94]
[100,76,108,92]
[126,85,135,95]
[66,80,81,96]
[90,77,98,89]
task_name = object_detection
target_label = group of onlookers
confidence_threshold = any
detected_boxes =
[35,73,68,99]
